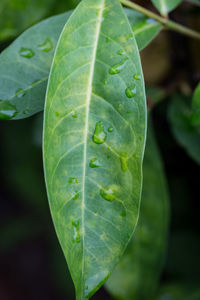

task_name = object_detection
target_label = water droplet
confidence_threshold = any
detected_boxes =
[19,47,34,58]
[109,57,128,75]
[125,33,134,41]
[72,190,79,200]
[100,186,116,202]
[68,177,79,184]
[108,127,113,132]
[134,73,141,80]
[89,157,101,168]
[98,16,104,22]
[38,38,53,52]
[55,112,60,117]
[31,79,40,86]
[23,109,30,115]
[72,220,80,243]
[71,109,77,118]
[120,210,127,217]
[125,84,137,98]
[117,49,126,56]
[0,100,18,120]
[118,104,123,110]
[120,153,128,172]
[106,37,111,43]
[103,79,108,85]
[93,121,107,144]
[15,88,25,98]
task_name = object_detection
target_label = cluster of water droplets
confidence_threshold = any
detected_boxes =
[0,39,54,120]
[19,38,53,59]
[108,48,141,99]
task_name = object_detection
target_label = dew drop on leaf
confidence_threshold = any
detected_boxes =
[109,57,128,75]
[120,210,127,217]
[38,38,53,52]
[93,121,107,144]
[100,186,116,202]
[103,79,108,85]
[89,157,101,168]
[23,109,30,115]
[72,220,80,243]
[134,73,141,80]
[0,100,18,120]
[125,84,137,98]
[19,47,35,58]
[120,152,128,172]
[118,103,123,110]
[15,88,26,98]
[72,190,79,200]
[31,79,40,86]
[117,49,126,56]
[68,177,79,184]
[108,127,114,132]
[71,109,77,118]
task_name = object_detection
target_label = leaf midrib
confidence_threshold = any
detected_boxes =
[81,1,105,296]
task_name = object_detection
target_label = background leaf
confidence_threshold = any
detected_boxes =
[0,0,81,42]
[105,120,169,300]
[43,0,147,298]
[168,93,200,165]
[0,8,160,120]
[0,12,72,120]
[151,0,183,16]
[125,8,162,51]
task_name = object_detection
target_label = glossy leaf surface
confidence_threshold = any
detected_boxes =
[168,93,200,165]
[0,8,159,120]
[0,12,72,120]
[151,0,183,16]
[105,120,169,300]
[43,0,147,298]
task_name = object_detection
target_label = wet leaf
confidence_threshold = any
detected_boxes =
[0,11,72,120]
[0,8,159,120]
[105,120,169,300]
[43,0,147,298]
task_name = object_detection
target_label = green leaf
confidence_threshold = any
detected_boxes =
[43,0,147,299]
[105,120,169,300]
[0,8,159,120]
[0,11,73,120]
[125,8,162,51]
[151,0,183,16]
[168,93,200,165]
[0,0,55,41]
[191,83,200,126]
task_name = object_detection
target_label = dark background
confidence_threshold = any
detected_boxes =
[0,0,200,299]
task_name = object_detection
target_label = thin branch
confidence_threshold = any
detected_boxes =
[120,0,200,40]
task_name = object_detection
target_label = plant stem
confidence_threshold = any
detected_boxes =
[120,0,200,40]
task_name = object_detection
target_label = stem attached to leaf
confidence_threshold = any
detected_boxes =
[120,0,200,40]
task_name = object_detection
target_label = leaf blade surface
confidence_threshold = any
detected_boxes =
[0,8,158,120]
[43,0,147,298]
[105,120,169,300]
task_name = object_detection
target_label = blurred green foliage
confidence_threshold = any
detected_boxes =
[0,0,80,41]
